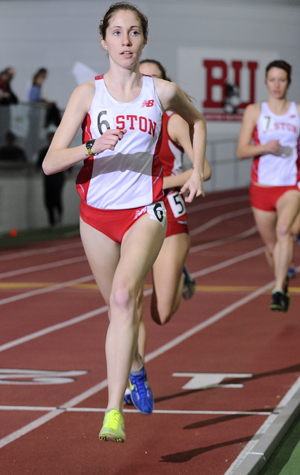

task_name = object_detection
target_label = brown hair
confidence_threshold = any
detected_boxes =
[32,68,47,86]
[99,2,148,40]
[266,60,292,85]
[140,58,193,102]
[140,59,170,81]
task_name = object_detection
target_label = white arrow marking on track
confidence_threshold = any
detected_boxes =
[172,373,253,390]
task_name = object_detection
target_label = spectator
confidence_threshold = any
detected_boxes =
[0,131,26,162]
[36,130,67,228]
[28,68,49,103]
[28,68,61,128]
[0,67,19,105]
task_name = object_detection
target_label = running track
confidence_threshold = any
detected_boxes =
[0,188,300,475]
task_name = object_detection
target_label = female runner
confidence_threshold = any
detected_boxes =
[43,2,206,443]
[138,60,210,336]
[123,59,211,408]
[237,60,300,312]
[140,59,211,320]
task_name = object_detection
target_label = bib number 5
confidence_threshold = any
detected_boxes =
[167,191,186,218]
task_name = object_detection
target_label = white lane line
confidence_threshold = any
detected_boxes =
[71,408,271,415]
[0,406,57,411]
[224,375,300,475]
[144,280,274,364]
[0,246,265,350]
[0,274,95,307]
[0,409,64,448]
[0,406,271,416]
[0,255,86,280]
[0,239,263,309]
[0,242,83,262]
[0,305,108,353]
[0,195,249,262]
[0,379,109,449]
[191,247,265,278]
[190,208,252,236]
[0,279,276,449]
[190,226,257,253]
[0,224,256,285]
[0,202,250,281]
[188,194,249,214]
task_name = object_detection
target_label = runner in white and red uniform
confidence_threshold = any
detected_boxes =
[237,59,300,312]
[43,3,207,443]
[251,100,300,186]
[77,73,165,243]
[124,61,210,405]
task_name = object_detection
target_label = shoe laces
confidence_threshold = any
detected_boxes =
[133,370,148,398]
[107,410,122,429]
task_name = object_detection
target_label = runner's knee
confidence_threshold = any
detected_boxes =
[276,223,290,241]
[110,283,135,316]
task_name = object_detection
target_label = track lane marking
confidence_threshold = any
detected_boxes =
[0,406,271,416]
[0,228,262,307]
[0,246,266,351]
[0,242,83,262]
[0,305,108,352]
[0,194,249,263]
[0,206,252,278]
[2,264,300,449]
[188,194,249,214]
[0,275,95,307]
[190,225,257,253]
[0,277,280,449]
[224,375,300,475]
[190,207,252,236]
[1,283,283,292]
[191,247,265,278]
[0,255,86,280]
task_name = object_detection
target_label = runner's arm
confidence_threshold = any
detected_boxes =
[236,104,280,159]
[155,80,206,202]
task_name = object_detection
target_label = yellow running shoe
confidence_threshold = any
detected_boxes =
[99,410,125,443]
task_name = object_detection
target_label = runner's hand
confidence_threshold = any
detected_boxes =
[180,170,204,203]
[94,129,127,153]
[264,140,280,154]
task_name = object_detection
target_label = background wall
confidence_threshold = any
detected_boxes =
[0,0,300,233]
[1,0,300,114]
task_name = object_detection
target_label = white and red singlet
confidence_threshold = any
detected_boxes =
[159,111,189,237]
[76,75,164,210]
[252,101,300,186]
[76,75,166,242]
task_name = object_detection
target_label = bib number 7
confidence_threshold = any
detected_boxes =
[167,191,186,218]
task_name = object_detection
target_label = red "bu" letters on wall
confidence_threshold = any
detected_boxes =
[203,60,258,110]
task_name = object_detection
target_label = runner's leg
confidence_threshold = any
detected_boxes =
[151,232,190,325]
[274,191,300,290]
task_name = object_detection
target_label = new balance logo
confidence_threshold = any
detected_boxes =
[142,100,154,107]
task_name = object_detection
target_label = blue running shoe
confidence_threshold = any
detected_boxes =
[129,364,154,415]
[288,267,296,279]
[182,265,196,300]
[123,387,133,406]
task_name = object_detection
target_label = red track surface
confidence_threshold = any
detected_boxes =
[0,188,300,475]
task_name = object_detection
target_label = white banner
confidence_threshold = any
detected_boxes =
[178,48,279,135]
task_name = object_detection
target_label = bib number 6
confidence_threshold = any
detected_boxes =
[98,110,111,135]
[167,191,186,218]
